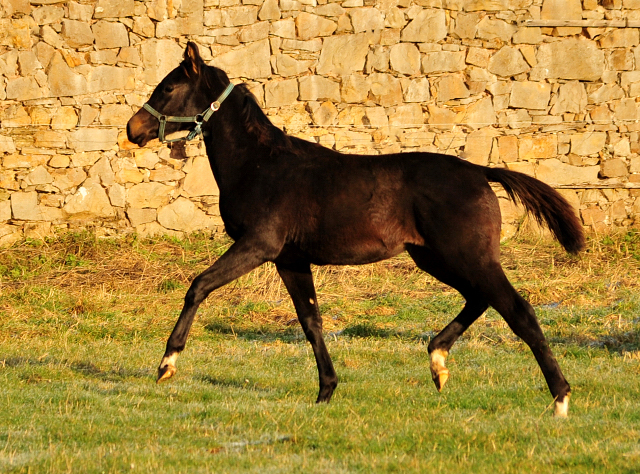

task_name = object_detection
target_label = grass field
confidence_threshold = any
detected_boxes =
[1,230,639,473]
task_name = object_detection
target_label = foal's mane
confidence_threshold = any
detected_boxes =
[201,63,293,153]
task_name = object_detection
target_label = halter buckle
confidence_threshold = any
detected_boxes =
[210,101,220,112]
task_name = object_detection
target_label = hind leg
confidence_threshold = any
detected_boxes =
[483,271,571,417]
[407,245,488,392]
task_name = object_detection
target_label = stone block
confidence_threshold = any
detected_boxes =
[127,182,175,208]
[310,102,338,126]
[52,168,87,191]
[341,75,370,103]
[601,159,628,178]
[61,20,94,48]
[540,0,582,20]
[0,135,17,154]
[63,178,115,219]
[68,128,118,152]
[274,54,312,77]
[389,43,421,76]
[367,73,403,107]
[71,151,101,167]
[47,52,88,97]
[11,191,63,221]
[6,77,42,101]
[366,46,389,73]
[183,156,219,196]
[25,165,53,186]
[570,132,607,156]
[581,206,607,229]
[599,28,640,49]
[462,129,494,166]
[127,208,157,227]
[87,66,135,92]
[350,7,384,33]
[223,6,258,27]
[108,183,126,207]
[461,97,496,129]
[498,135,518,162]
[69,1,94,21]
[99,104,133,126]
[421,51,465,74]
[388,104,423,128]
[434,74,469,104]
[488,47,529,77]
[535,39,604,81]
[519,135,557,160]
[512,27,542,44]
[49,155,70,168]
[51,107,78,130]
[509,82,551,110]
[615,99,639,121]
[133,150,160,169]
[589,84,625,104]
[270,19,296,38]
[296,12,336,40]
[476,17,516,42]
[265,78,299,107]
[112,157,143,184]
[214,39,271,78]
[299,76,340,102]
[316,33,370,76]
[92,21,129,49]
[259,0,281,20]
[454,12,480,39]
[94,0,135,18]
[89,156,116,186]
[34,130,66,148]
[427,105,456,129]
[240,21,270,43]
[117,47,142,67]
[466,47,491,68]
[402,77,430,103]
[401,9,447,43]
[141,39,184,85]
[537,158,600,186]
[158,197,217,232]
[551,81,587,115]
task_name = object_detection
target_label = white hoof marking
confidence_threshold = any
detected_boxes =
[554,394,570,418]
[160,352,178,369]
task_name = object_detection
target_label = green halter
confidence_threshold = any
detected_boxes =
[142,82,234,144]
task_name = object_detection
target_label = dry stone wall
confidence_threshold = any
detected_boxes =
[2,0,640,246]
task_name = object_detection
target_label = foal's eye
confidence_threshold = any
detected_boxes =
[164,85,174,93]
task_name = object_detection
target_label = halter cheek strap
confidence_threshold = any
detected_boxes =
[142,82,234,144]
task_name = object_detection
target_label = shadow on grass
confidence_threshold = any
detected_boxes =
[2,357,150,381]
[204,317,639,354]
[198,374,274,393]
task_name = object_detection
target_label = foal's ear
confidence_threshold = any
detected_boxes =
[184,41,203,76]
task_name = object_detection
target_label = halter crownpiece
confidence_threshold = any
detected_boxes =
[142,82,235,144]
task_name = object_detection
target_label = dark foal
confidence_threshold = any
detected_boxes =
[127,42,585,417]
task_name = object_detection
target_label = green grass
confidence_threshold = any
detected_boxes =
[1,231,640,473]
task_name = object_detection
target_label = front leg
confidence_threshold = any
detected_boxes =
[158,236,279,383]
[276,262,338,403]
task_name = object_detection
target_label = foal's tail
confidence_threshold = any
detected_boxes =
[483,167,586,254]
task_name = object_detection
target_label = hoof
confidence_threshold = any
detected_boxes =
[157,363,177,383]
[433,369,449,392]
[554,394,570,418]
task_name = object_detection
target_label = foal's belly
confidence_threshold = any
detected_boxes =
[297,223,422,266]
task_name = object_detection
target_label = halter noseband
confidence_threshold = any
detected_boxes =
[142,82,235,144]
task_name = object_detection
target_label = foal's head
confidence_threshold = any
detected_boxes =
[127,42,230,147]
